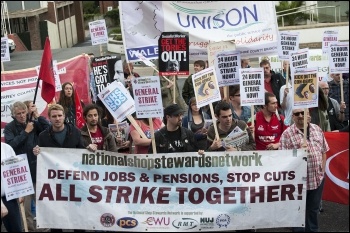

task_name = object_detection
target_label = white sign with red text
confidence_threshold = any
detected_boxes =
[1,154,34,201]
[89,19,108,45]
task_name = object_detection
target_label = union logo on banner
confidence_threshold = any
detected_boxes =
[323,132,349,205]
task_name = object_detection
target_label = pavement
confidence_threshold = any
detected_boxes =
[2,34,349,233]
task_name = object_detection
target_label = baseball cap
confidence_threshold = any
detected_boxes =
[164,104,184,116]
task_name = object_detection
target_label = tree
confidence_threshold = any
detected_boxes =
[275,1,311,26]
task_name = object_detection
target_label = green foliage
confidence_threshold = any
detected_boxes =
[104,8,120,26]
[83,1,100,14]
[108,28,121,36]
[276,1,311,26]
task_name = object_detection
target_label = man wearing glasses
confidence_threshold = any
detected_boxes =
[279,108,329,232]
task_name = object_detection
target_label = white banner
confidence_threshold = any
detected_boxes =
[1,37,10,62]
[36,148,307,231]
[89,19,108,46]
[215,50,241,87]
[322,30,338,54]
[240,68,264,106]
[98,81,136,122]
[132,76,164,118]
[119,2,279,61]
[278,31,299,60]
[328,42,349,74]
[1,154,34,201]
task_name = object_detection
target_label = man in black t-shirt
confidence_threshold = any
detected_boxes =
[149,104,200,153]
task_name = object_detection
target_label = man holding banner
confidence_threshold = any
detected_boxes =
[280,109,329,232]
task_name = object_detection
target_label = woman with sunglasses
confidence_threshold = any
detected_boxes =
[228,85,254,123]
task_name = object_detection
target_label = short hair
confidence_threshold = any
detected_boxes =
[48,104,65,117]
[189,97,197,106]
[229,85,240,97]
[11,101,27,116]
[194,60,206,68]
[259,59,270,67]
[214,101,231,116]
[264,92,276,105]
[83,104,102,119]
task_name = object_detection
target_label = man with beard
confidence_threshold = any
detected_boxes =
[80,104,118,152]
[148,104,200,153]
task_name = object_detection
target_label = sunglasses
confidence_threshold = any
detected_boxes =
[293,111,305,117]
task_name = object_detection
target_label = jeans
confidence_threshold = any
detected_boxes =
[293,179,325,232]
[24,190,36,231]
[1,196,23,232]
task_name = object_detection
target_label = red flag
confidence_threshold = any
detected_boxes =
[322,132,349,205]
[74,87,85,129]
[39,37,55,104]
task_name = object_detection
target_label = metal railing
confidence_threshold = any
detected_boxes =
[276,4,342,27]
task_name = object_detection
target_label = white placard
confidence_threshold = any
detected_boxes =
[215,50,241,87]
[289,48,310,78]
[292,67,318,109]
[89,19,108,46]
[1,154,34,201]
[240,68,265,106]
[278,31,299,60]
[192,67,221,108]
[1,37,10,62]
[132,76,163,118]
[322,30,338,54]
[328,42,349,74]
[98,81,136,122]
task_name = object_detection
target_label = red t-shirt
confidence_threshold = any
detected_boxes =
[90,127,104,150]
[130,118,163,154]
[254,111,287,150]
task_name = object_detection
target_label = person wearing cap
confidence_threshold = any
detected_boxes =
[148,104,201,153]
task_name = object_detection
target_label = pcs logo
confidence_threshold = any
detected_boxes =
[116,217,138,229]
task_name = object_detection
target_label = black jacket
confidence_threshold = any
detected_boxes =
[148,126,199,153]
[38,123,85,149]
[270,71,286,104]
[4,116,50,183]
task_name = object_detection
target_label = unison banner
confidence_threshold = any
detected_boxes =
[36,148,307,231]
[119,2,278,61]
[1,55,90,140]
[323,132,349,205]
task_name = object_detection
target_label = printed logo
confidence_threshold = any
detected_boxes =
[258,125,264,131]
[200,217,215,229]
[172,218,199,230]
[216,214,230,228]
[116,217,138,229]
[143,217,171,227]
[100,213,115,227]
[271,125,279,130]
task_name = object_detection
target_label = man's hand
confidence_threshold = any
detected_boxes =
[284,87,289,98]
[87,144,98,152]
[1,200,8,218]
[209,139,222,151]
[266,143,279,150]
[225,145,237,151]
[25,122,34,133]
[33,145,40,156]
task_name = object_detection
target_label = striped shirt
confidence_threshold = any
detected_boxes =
[279,123,329,190]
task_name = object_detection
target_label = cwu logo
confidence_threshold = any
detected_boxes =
[172,218,199,230]
[143,217,170,226]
